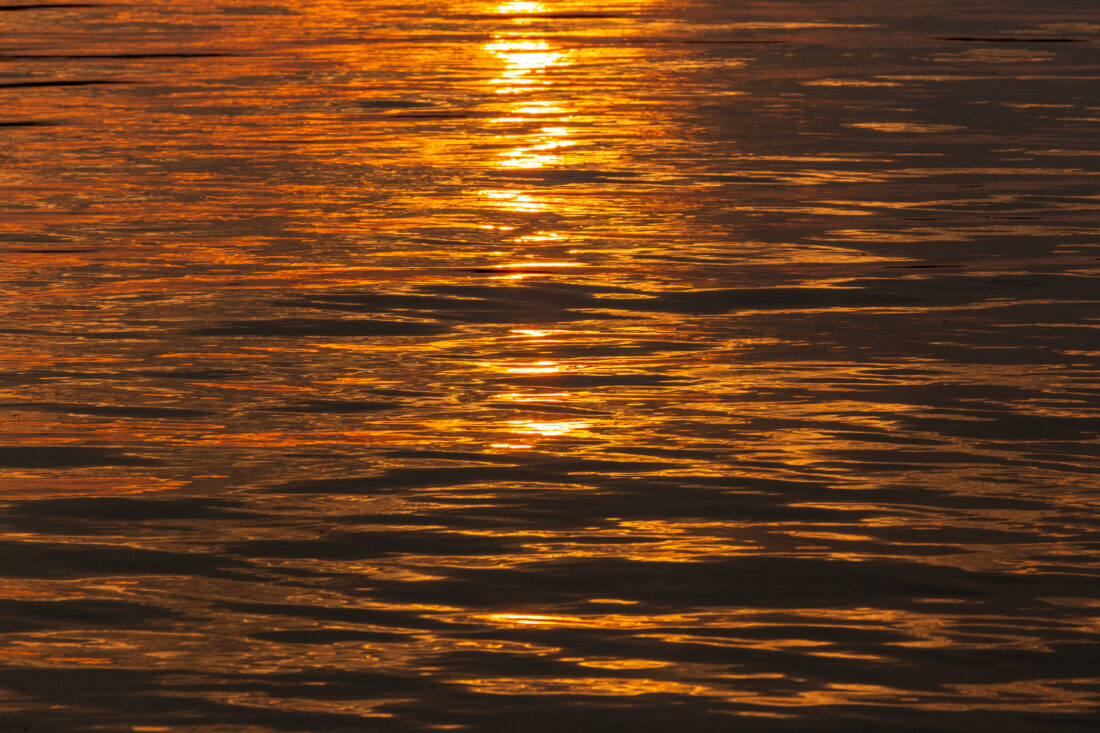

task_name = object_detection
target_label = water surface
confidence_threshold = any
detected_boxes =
[1,0,1098,730]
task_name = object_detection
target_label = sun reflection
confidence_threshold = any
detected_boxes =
[476,189,549,212]
[515,231,567,242]
[498,392,574,402]
[510,329,557,338]
[483,613,575,627]
[505,328,589,341]
[474,28,594,237]
[495,1,547,14]
[507,419,591,437]
[482,360,564,374]
[485,40,567,90]
[493,261,580,268]
[498,126,578,168]
[505,365,561,374]
[509,102,567,116]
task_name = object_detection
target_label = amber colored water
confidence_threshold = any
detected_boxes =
[1,0,1098,730]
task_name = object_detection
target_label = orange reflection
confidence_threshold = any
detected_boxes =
[495,259,579,267]
[0,476,185,500]
[507,419,592,437]
[495,1,547,14]
[456,676,710,697]
[477,189,550,212]
[485,39,568,91]
[491,360,564,374]
[497,392,574,401]
[497,126,577,168]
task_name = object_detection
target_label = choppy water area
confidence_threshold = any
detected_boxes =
[1,0,1099,729]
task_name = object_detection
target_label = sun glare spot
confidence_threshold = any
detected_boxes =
[476,189,549,212]
[497,392,574,402]
[493,261,580,268]
[508,420,591,437]
[503,360,563,374]
[496,1,546,14]
[515,231,566,242]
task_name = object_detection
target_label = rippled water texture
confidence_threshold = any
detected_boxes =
[1,0,1099,730]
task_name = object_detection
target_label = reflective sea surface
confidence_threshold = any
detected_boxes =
[1,0,1099,730]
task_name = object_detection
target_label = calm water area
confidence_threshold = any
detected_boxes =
[1,0,1099,730]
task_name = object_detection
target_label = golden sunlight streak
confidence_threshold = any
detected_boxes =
[507,419,592,437]
[495,1,547,14]
[485,39,568,91]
